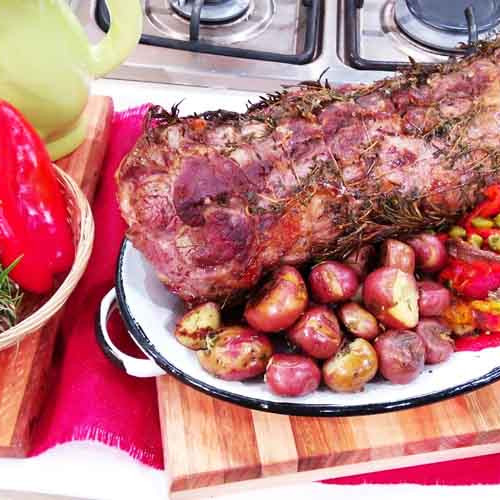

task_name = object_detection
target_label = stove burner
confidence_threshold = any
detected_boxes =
[96,0,321,66]
[406,0,500,34]
[169,0,251,24]
[394,0,500,52]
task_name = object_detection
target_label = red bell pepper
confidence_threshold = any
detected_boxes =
[455,332,500,351]
[0,101,74,293]
[440,257,500,299]
[466,184,500,220]
[463,185,500,239]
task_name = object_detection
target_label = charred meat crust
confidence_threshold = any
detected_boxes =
[117,41,500,304]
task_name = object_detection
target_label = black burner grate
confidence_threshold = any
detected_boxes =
[344,0,499,71]
[169,0,251,24]
[344,0,411,71]
[95,0,321,65]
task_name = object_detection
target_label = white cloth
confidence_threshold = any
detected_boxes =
[0,441,499,500]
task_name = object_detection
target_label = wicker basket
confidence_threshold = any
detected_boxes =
[0,166,95,350]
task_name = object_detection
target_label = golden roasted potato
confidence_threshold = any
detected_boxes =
[175,302,221,350]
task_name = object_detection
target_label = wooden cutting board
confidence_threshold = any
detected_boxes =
[0,96,113,457]
[157,374,500,499]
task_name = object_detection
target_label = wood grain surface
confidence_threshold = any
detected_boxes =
[0,96,113,457]
[157,376,500,499]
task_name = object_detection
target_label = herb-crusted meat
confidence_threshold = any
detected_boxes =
[117,43,500,303]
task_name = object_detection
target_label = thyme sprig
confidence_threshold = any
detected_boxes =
[0,257,23,333]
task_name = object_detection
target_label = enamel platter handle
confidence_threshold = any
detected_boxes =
[96,289,166,377]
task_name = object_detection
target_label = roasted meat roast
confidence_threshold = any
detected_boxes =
[117,42,500,303]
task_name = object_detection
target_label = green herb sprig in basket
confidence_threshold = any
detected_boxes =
[0,257,23,333]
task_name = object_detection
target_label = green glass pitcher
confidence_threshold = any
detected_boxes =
[0,0,142,159]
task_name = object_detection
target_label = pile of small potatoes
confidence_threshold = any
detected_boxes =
[174,233,455,397]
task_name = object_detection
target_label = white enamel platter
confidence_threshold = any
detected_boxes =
[107,238,500,416]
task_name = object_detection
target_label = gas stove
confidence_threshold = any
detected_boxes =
[72,0,500,91]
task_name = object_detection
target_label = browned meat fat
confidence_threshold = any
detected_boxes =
[117,42,500,303]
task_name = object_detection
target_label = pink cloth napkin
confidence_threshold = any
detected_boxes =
[30,104,164,469]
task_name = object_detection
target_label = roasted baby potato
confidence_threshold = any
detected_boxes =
[244,265,308,333]
[265,354,321,397]
[374,329,425,384]
[415,319,454,364]
[174,302,221,350]
[309,261,359,304]
[417,281,452,317]
[380,239,415,274]
[323,338,378,392]
[408,233,448,272]
[338,302,379,340]
[363,267,419,329]
[287,306,343,359]
[197,326,273,380]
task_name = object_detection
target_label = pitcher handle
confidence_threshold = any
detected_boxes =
[90,0,143,78]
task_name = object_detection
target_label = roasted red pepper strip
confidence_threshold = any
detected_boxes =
[470,301,500,332]
[440,258,500,299]
[455,332,500,351]
[463,184,500,237]
[0,101,74,293]
[467,184,500,219]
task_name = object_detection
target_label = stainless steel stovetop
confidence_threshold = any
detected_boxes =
[72,0,500,91]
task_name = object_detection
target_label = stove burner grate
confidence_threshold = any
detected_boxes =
[394,0,500,52]
[343,0,500,72]
[169,0,251,25]
[168,0,252,42]
[95,0,321,65]
[406,0,500,34]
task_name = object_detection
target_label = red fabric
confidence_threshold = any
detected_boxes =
[323,453,500,485]
[30,104,164,469]
[29,104,500,483]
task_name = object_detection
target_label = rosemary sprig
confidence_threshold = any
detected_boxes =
[0,257,23,333]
